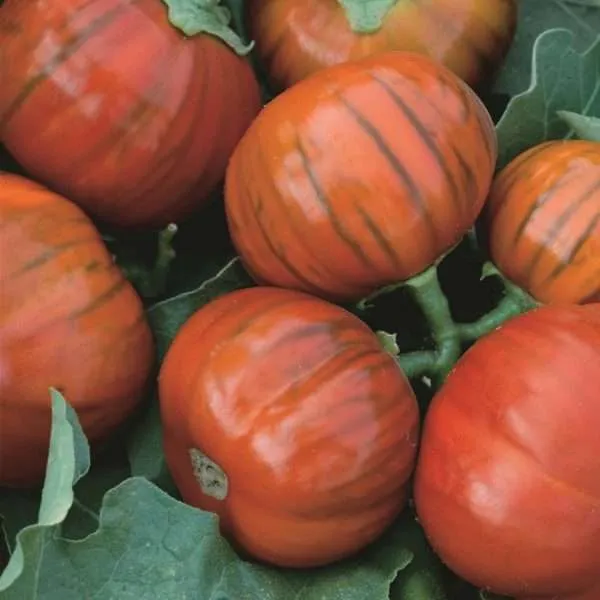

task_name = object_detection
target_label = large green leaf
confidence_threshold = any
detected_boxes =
[558,110,600,140]
[496,28,600,169]
[0,459,129,553]
[494,0,600,95]
[0,388,421,600]
[0,389,90,594]
[3,473,419,600]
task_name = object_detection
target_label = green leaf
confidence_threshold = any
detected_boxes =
[494,0,600,96]
[161,0,253,55]
[127,257,254,482]
[1,430,133,553]
[0,473,416,600]
[0,376,417,600]
[495,28,600,169]
[557,110,600,140]
[0,491,39,554]
[563,0,600,6]
[147,255,254,359]
[216,512,414,600]
[62,461,131,541]
[338,0,397,33]
[0,389,90,593]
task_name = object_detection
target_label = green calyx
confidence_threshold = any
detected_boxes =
[338,0,398,34]
[161,0,253,55]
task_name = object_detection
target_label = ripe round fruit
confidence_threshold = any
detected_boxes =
[0,0,261,228]
[159,286,420,568]
[414,303,600,600]
[225,51,497,302]
[247,0,517,91]
[484,140,600,304]
[0,173,154,488]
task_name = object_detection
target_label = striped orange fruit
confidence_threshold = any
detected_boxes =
[159,286,420,568]
[0,0,261,228]
[0,173,154,488]
[225,51,497,302]
[484,140,600,305]
[247,0,517,91]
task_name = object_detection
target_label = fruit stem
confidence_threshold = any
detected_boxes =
[120,224,178,300]
[456,263,539,342]
[150,223,178,297]
[395,262,538,386]
[402,265,461,386]
[398,351,438,380]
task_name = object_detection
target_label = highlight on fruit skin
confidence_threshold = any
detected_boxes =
[0,0,262,228]
[247,0,518,91]
[225,50,498,303]
[414,303,600,600]
[483,140,600,305]
[159,286,420,568]
[0,172,155,488]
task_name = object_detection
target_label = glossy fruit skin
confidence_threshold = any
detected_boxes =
[0,173,154,488]
[414,304,600,600]
[247,0,517,91]
[0,0,261,228]
[159,286,420,568]
[225,51,497,302]
[485,140,600,304]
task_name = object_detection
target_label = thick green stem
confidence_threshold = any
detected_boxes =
[338,0,398,33]
[378,330,438,382]
[371,259,538,386]
[403,265,461,386]
[457,263,539,342]
[398,351,438,380]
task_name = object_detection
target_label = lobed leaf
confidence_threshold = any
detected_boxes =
[494,0,600,96]
[496,28,600,169]
[0,390,90,594]
[0,390,419,600]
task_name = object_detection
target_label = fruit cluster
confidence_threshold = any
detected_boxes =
[2,2,599,599]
